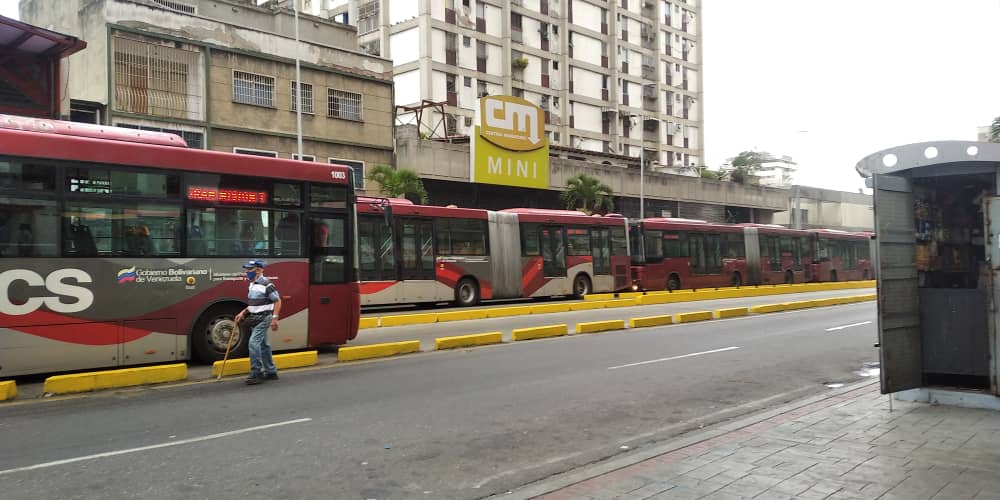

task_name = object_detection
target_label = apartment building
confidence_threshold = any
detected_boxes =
[326,0,702,171]
[20,0,394,192]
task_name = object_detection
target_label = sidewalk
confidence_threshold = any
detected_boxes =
[505,380,1000,500]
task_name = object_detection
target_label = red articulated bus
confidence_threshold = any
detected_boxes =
[357,200,631,306]
[630,220,852,290]
[0,114,360,377]
[809,229,874,282]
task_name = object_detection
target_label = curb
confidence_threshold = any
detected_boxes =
[502,379,881,499]
[338,340,420,361]
[575,319,626,334]
[43,364,188,395]
[676,310,713,323]
[435,332,503,350]
[212,350,319,377]
[512,324,568,341]
[628,315,673,328]
[0,380,16,401]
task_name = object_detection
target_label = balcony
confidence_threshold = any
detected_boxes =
[684,137,690,148]
[641,0,655,18]
[541,0,549,15]
[569,115,575,128]
[666,134,673,146]
[641,30,656,50]
[568,80,574,92]
[621,30,629,43]
[542,74,550,88]
[602,88,609,101]
[642,63,656,80]
[477,17,486,33]
[446,8,456,24]
[665,44,672,56]
[446,49,457,65]
[683,109,689,119]
[447,91,458,106]
[601,22,608,35]
[512,29,523,44]
[682,79,689,90]
[601,55,609,68]
[642,85,656,99]
[477,57,487,73]
[541,35,550,51]
[622,94,630,106]
[621,61,629,73]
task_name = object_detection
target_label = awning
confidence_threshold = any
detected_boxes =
[0,14,86,58]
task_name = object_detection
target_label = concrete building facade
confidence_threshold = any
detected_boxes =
[20,0,394,192]
[326,0,703,174]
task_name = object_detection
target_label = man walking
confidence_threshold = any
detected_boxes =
[235,259,281,385]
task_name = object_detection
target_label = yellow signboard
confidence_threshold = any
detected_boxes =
[470,95,549,189]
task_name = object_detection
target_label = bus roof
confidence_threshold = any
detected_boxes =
[810,228,871,240]
[500,208,627,226]
[0,115,352,185]
[357,198,489,219]
[642,217,708,224]
[640,218,741,232]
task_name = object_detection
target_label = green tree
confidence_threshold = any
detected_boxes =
[991,116,1000,142]
[560,174,614,214]
[728,151,767,185]
[699,167,721,180]
[367,165,429,203]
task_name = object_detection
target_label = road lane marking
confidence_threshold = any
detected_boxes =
[607,346,740,370]
[0,417,311,476]
[824,321,872,332]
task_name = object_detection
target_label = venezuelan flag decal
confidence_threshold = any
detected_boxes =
[117,266,138,284]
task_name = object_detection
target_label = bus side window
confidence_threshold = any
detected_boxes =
[522,223,540,256]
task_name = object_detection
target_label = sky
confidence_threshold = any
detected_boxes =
[2,0,998,192]
[701,0,1000,191]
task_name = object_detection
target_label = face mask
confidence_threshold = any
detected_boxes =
[246,270,257,281]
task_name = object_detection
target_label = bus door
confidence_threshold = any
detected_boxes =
[540,225,566,277]
[591,227,611,275]
[308,214,356,345]
[399,218,435,280]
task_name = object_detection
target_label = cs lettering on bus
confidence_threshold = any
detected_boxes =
[0,269,95,316]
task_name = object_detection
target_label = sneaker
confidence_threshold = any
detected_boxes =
[263,372,279,381]
[244,376,262,385]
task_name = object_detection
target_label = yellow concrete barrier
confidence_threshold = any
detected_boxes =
[616,292,645,300]
[512,324,568,341]
[437,309,489,323]
[359,317,379,329]
[531,303,572,315]
[485,305,534,318]
[602,298,638,308]
[338,341,421,362]
[628,315,674,328]
[583,293,616,301]
[569,301,604,311]
[715,307,749,319]
[0,380,16,401]
[750,303,786,314]
[676,311,714,323]
[379,313,438,328]
[44,363,188,395]
[435,332,503,350]
[575,319,626,334]
[212,350,320,377]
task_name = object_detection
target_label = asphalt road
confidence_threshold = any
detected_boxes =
[0,302,877,500]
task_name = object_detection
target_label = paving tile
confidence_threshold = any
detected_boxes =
[712,474,783,498]
[627,481,676,499]
[931,480,983,500]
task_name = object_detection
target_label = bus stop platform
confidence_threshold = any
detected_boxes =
[506,380,1000,500]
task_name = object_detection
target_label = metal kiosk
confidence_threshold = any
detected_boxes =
[857,141,1000,408]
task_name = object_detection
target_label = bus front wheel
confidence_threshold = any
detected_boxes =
[667,275,681,291]
[455,278,481,307]
[191,304,249,363]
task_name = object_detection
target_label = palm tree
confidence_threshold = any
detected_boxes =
[991,116,1000,143]
[367,165,429,203]
[560,174,614,214]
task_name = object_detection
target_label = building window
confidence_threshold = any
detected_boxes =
[552,61,559,70]
[464,76,472,87]
[292,154,316,162]
[234,148,278,157]
[115,122,205,149]
[329,158,365,189]
[233,70,275,108]
[360,39,380,56]
[327,89,363,121]
[112,35,204,120]
[463,35,472,48]
[290,81,314,114]
[357,1,379,35]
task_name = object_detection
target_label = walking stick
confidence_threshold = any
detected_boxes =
[217,317,239,380]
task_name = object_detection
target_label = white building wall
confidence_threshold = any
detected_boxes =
[429,0,446,21]
[395,70,421,105]
[430,70,447,102]
[431,28,447,64]
[390,27,420,66]
[574,33,603,62]
[524,16,542,49]
[523,0,541,11]
[486,42,503,75]
[573,67,603,100]
[459,35,476,70]
[524,53,543,86]
[485,4,502,37]
[389,0,419,24]
[572,0,603,33]
[461,76,476,109]
[629,50,642,76]
[574,101,602,134]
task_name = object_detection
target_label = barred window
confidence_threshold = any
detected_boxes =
[290,81,314,114]
[358,1,379,34]
[233,70,275,107]
[327,89,362,121]
[112,35,204,121]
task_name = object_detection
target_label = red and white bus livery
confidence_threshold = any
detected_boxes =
[357,200,631,306]
[809,229,873,282]
[0,115,361,377]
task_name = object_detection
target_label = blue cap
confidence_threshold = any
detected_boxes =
[241,259,266,269]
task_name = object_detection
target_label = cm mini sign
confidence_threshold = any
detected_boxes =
[470,95,550,189]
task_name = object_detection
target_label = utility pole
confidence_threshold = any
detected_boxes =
[293,0,304,160]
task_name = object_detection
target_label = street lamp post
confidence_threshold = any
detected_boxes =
[792,130,808,229]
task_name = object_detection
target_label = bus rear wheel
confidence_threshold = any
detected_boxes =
[667,274,681,291]
[454,278,481,307]
[191,304,248,363]
[573,274,592,299]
